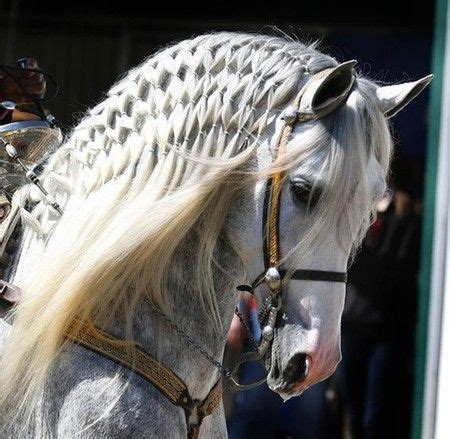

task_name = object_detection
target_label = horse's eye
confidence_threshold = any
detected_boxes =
[290,180,320,208]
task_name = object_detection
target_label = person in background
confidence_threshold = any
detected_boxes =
[0,57,46,125]
[337,155,422,439]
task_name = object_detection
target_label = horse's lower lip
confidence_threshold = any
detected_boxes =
[270,382,294,394]
[270,381,308,397]
[271,385,305,401]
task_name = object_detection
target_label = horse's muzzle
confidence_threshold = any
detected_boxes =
[266,349,311,394]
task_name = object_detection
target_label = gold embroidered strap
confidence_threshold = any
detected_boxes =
[198,379,222,417]
[65,319,188,405]
[64,319,222,434]
[266,86,313,267]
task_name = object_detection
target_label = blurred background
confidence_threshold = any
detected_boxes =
[1,1,446,438]
[0,1,433,143]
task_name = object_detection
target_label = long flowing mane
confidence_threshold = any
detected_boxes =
[0,32,391,428]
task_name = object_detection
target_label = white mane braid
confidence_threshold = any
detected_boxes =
[1,31,393,434]
[16,33,337,236]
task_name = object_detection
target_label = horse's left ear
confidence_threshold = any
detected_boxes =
[299,60,357,117]
[376,74,434,118]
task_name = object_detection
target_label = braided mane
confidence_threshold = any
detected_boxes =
[18,33,335,237]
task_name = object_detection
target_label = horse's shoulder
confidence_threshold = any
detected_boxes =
[52,343,185,437]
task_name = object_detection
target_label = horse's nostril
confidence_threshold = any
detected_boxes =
[271,355,281,380]
[283,352,309,384]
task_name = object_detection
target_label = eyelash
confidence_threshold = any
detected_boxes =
[290,182,320,208]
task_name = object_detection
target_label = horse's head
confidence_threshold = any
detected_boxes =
[228,60,432,398]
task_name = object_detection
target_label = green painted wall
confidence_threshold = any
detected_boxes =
[412,0,448,437]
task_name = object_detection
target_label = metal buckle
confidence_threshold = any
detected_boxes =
[264,267,282,292]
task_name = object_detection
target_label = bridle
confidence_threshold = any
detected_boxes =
[229,71,352,390]
[0,65,354,438]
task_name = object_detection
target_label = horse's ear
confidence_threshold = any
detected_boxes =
[299,60,357,116]
[376,75,434,118]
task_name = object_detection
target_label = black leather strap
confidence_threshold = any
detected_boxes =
[262,177,273,270]
[284,269,347,283]
[236,267,347,294]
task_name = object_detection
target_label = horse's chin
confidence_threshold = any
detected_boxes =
[270,384,307,401]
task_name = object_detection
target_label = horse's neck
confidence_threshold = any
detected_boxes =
[108,263,239,400]
[120,302,223,398]
[11,230,239,401]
